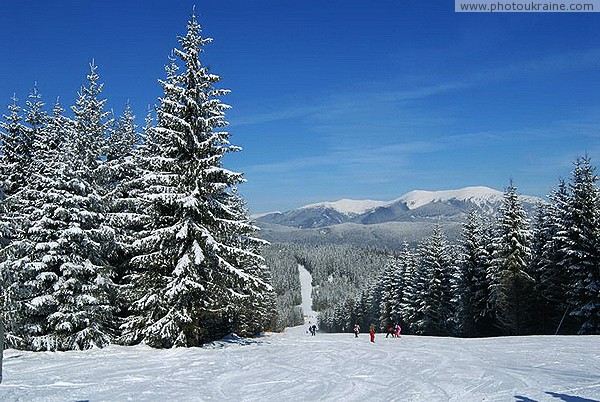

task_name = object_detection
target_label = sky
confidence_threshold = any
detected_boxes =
[1,1,599,213]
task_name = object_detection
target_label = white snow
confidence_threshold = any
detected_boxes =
[298,264,317,325]
[262,186,543,217]
[249,211,282,220]
[300,198,389,216]
[2,262,599,401]
[399,186,504,209]
[397,185,547,210]
[1,331,599,401]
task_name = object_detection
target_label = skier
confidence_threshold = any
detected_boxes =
[395,324,402,338]
[353,324,360,338]
[385,325,395,338]
[310,324,317,336]
[369,324,376,343]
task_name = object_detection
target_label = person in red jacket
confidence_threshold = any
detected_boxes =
[369,324,376,343]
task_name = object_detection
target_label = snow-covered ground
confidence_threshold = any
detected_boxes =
[298,263,318,326]
[0,265,598,401]
[1,330,599,401]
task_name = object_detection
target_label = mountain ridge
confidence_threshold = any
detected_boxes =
[253,186,543,229]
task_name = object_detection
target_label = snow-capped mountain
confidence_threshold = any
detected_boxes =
[254,186,542,229]
[300,198,389,216]
[398,186,540,211]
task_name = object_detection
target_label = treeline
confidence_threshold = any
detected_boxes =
[0,14,276,351]
[320,157,600,336]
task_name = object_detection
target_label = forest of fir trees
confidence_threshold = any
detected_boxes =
[317,162,600,337]
[1,14,598,353]
[0,14,277,351]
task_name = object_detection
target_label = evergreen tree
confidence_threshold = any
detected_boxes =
[488,182,533,335]
[0,95,29,240]
[0,95,31,192]
[378,256,400,330]
[17,65,118,350]
[457,210,492,336]
[530,192,571,334]
[379,245,412,331]
[25,85,48,173]
[558,156,600,334]
[101,103,145,288]
[412,225,457,336]
[121,13,273,347]
[0,93,42,348]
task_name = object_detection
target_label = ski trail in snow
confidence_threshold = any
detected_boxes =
[1,333,599,401]
[298,264,318,326]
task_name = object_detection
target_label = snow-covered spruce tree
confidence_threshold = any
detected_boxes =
[0,91,45,348]
[0,96,29,241]
[378,245,412,331]
[377,256,398,329]
[411,224,458,336]
[456,210,493,337]
[16,65,117,351]
[557,156,600,334]
[121,14,274,347]
[488,182,533,335]
[100,103,145,289]
[530,190,572,334]
[5,90,60,350]
[361,278,384,332]
[398,245,418,333]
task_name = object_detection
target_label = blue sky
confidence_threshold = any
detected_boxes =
[1,1,599,213]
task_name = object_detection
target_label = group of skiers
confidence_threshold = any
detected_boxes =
[309,323,402,342]
[353,323,401,343]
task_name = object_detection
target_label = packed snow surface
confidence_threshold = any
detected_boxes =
[298,264,318,325]
[1,332,599,401]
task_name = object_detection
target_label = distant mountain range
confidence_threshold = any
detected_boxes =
[253,186,542,230]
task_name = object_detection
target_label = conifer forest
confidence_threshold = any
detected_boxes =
[1,13,599,357]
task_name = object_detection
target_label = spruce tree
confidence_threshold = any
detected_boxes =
[488,182,533,335]
[558,156,600,334]
[457,210,492,336]
[23,64,117,350]
[378,256,399,330]
[0,94,39,348]
[530,192,571,334]
[412,224,457,336]
[121,13,273,347]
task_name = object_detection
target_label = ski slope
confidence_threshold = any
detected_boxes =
[299,263,318,325]
[0,265,598,401]
[1,329,599,401]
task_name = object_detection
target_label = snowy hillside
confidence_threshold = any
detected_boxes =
[2,331,599,401]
